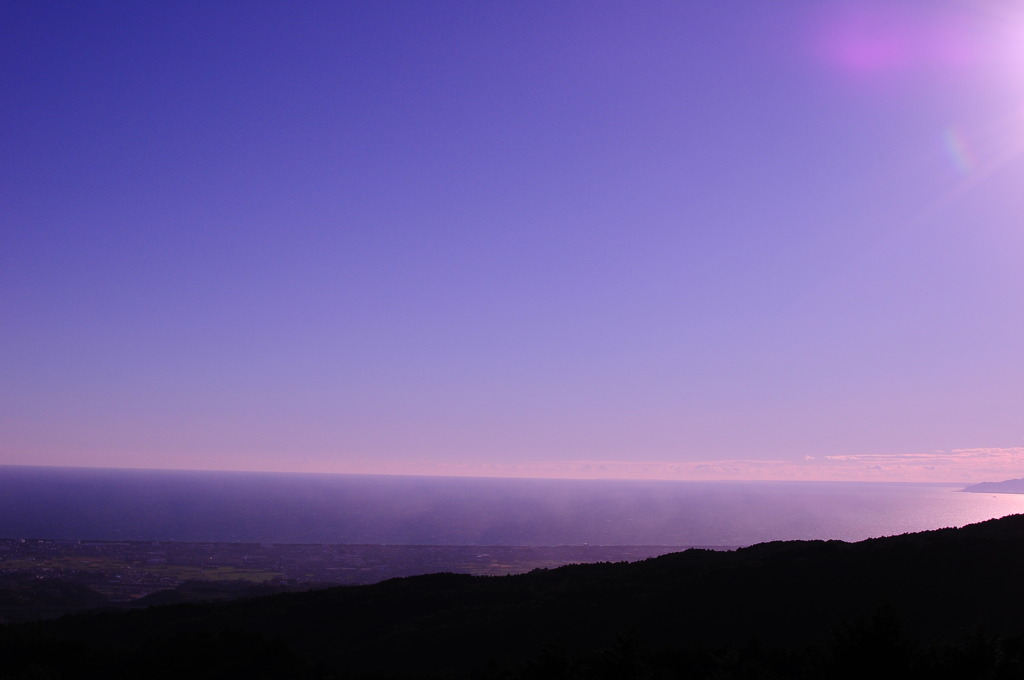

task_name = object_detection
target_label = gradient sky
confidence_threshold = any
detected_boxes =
[3,1,1024,482]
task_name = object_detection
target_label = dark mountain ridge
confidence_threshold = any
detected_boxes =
[5,514,1024,678]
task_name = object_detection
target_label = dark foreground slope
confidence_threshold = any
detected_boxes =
[4,514,1024,679]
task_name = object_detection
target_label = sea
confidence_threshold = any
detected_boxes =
[1,465,1022,547]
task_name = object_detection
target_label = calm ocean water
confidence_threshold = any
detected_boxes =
[1,466,1022,546]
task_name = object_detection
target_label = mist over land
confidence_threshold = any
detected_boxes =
[4,466,1024,676]
[2,466,1022,547]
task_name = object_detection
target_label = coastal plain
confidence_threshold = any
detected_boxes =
[0,538,693,619]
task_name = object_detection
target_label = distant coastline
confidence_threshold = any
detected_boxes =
[962,478,1024,494]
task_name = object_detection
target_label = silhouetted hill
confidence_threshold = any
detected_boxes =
[4,514,1024,678]
[962,478,1024,494]
[130,579,337,607]
[0,574,109,623]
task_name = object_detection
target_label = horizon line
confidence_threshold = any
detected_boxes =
[0,462,985,486]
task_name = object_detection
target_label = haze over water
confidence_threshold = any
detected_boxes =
[2,467,1020,547]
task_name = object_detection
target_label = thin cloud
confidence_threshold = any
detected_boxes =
[370,447,1024,483]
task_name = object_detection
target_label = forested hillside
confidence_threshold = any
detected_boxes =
[4,515,1024,678]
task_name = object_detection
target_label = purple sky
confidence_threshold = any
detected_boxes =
[3,1,1024,482]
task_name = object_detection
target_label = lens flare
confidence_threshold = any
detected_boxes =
[942,127,976,176]
[815,1,1024,220]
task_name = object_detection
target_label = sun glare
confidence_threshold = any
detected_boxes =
[928,3,1024,202]
[976,2,1024,88]
[822,1,1024,233]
